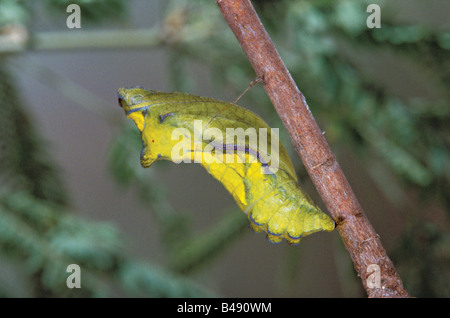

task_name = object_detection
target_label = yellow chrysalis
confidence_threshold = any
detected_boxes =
[118,87,334,245]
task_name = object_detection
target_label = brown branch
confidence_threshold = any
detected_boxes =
[215,0,410,298]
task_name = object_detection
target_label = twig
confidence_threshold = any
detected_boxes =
[0,28,161,54]
[215,0,410,298]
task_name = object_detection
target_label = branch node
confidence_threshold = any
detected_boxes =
[232,76,264,103]
[311,155,336,171]
[361,234,381,244]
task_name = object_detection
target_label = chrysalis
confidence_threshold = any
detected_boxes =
[118,87,334,245]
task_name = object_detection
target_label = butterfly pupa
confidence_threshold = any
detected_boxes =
[117,87,335,245]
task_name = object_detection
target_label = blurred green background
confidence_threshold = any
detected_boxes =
[0,0,448,297]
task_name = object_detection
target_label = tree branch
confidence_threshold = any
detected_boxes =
[215,0,410,298]
[0,26,161,54]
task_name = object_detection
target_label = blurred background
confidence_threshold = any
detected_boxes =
[0,0,448,297]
